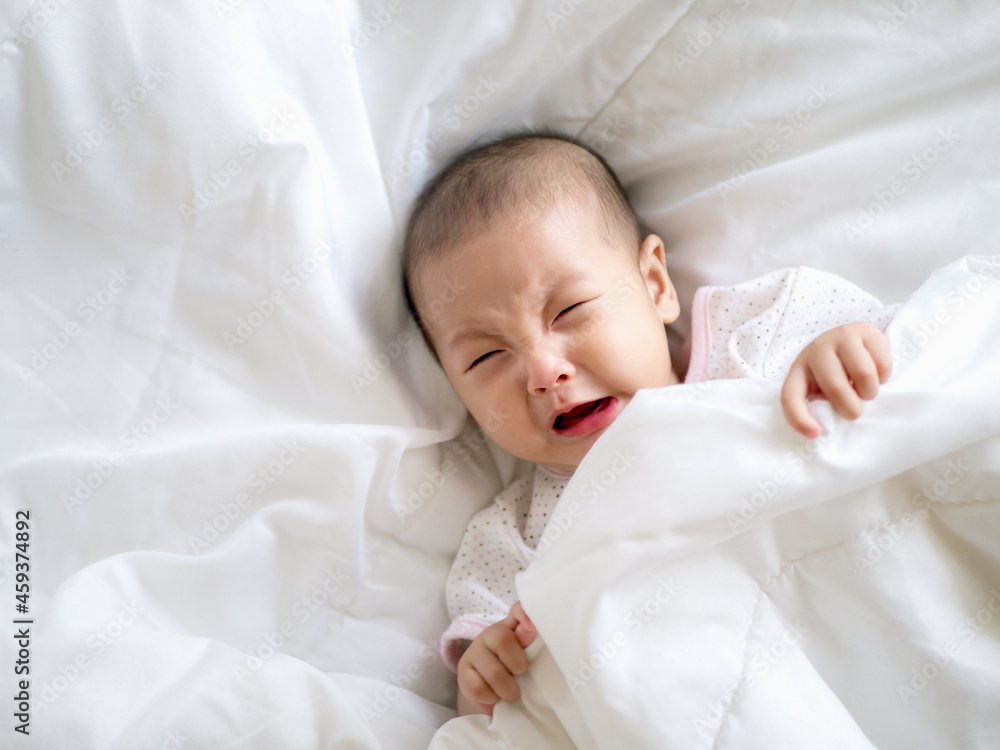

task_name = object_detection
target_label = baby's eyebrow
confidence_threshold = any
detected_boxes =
[447,326,494,351]
[541,269,591,296]
[445,269,591,352]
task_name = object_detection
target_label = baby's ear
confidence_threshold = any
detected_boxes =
[638,234,680,325]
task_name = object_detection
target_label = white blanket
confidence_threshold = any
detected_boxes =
[429,255,1000,748]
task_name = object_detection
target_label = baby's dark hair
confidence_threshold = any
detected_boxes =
[401,126,653,356]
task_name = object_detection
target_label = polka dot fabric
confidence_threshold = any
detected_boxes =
[685,267,898,383]
[438,463,569,671]
[439,266,897,672]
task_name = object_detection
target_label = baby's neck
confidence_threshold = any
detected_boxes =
[538,463,575,479]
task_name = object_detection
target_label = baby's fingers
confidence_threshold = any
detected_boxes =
[810,346,864,420]
[457,665,499,715]
[862,326,893,385]
[837,338,882,400]
[506,601,537,649]
[781,362,822,439]
[484,625,530,681]
[475,645,523,703]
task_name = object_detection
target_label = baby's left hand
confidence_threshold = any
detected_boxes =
[781,322,892,439]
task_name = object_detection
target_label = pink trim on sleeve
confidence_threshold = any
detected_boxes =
[684,286,712,384]
[440,616,493,673]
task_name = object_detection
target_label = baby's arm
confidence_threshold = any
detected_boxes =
[780,322,892,438]
[456,601,537,716]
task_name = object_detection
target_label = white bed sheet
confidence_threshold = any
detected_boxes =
[1,0,998,748]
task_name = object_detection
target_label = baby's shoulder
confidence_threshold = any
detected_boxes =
[473,460,535,510]
[490,462,537,506]
[461,463,536,535]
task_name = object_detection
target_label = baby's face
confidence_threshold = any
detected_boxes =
[415,199,680,473]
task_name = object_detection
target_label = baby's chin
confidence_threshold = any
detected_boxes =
[494,440,580,474]
[526,441,595,475]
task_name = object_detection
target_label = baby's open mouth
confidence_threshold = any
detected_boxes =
[553,397,613,432]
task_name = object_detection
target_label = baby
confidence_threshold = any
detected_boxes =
[401,130,894,717]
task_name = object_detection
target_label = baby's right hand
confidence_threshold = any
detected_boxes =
[457,601,537,716]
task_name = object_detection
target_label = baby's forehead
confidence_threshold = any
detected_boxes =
[411,185,640,316]
[431,209,593,272]
[425,228,625,306]
[477,190,607,246]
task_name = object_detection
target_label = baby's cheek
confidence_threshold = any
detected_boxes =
[615,326,672,388]
[489,423,545,466]
[472,398,520,445]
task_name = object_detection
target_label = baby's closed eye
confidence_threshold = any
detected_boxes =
[556,302,584,319]
[468,350,501,370]
[554,298,597,322]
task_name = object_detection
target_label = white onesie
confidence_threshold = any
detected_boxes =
[439,266,898,672]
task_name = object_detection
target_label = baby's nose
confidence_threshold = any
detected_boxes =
[525,343,573,394]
